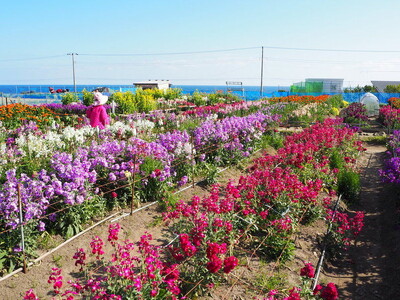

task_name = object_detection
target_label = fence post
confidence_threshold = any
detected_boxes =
[191,135,195,188]
[17,184,27,273]
[130,154,138,214]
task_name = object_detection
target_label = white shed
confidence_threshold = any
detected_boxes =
[133,80,171,90]
[360,92,379,116]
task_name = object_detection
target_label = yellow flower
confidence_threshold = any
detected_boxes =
[342,100,349,108]
[330,107,340,116]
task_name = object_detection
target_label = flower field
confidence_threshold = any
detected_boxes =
[1,93,398,299]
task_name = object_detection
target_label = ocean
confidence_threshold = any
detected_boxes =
[0,84,290,102]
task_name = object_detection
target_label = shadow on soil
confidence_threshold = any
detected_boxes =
[324,146,400,299]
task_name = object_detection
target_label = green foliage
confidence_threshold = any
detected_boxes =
[158,193,179,212]
[49,194,107,238]
[110,91,137,114]
[164,88,183,100]
[329,148,345,171]
[337,169,360,203]
[190,90,207,106]
[263,130,284,149]
[360,135,387,145]
[82,89,94,106]
[110,89,158,113]
[135,90,157,112]
[363,85,377,92]
[0,222,39,276]
[255,233,296,263]
[137,157,169,202]
[195,162,219,185]
[326,94,344,108]
[61,93,79,105]
[384,84,400,93]
[344,85,377,93]
[178,119,201,133]
[256,272,287,293]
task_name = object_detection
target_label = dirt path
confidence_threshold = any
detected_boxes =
[322,143,400,299]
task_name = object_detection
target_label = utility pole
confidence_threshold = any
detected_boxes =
[67,53,78,93]
[260,46,264,98]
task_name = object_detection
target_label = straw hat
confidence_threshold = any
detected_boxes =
[93,91,108,106]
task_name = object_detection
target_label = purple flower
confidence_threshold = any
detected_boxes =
[38,221,46,232]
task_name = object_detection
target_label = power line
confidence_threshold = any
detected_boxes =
[0,55,65,62]
[79,47,261,56]
[1,44,400,63]
[262,45,400,53]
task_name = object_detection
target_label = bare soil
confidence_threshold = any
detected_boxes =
[1,140,400,299]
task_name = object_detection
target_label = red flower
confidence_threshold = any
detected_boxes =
[223,256,238,273]
[320,282,339,300]
[206,257,223,273]
[300,262,315,278]
[313,284,323,295]
[111,191,118,198]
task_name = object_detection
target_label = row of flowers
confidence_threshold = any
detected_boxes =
[0,105,282,274]
[380,129,400,183]
[378,105,400,129]
[24,118,364,299]
[269,95,330,104]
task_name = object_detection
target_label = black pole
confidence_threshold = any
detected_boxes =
[260,46,264,98]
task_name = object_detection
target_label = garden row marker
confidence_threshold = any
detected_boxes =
[17,184,27,273]
[312,194,342,290]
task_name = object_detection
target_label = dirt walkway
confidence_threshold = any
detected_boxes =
[323,143,400,299]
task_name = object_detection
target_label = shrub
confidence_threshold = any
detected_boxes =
[326,94,344,108]
[329,149,345,171]
[340,103,369,124]
[61,93,79,105]
[190,90,207,106]
[164,88,183,100]
[135,91,157,113]
[337,169,360,203]
[82,89,94,106]
[388,97,400,109]
[110,91,137,114]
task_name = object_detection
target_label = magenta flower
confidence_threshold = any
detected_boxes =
[223,256,238,273]
[72,248,86,271]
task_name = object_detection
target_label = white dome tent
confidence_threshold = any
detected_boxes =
[360,92,379,117]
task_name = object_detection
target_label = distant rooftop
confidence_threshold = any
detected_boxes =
[371,80,400,93]
[133,80,171,90]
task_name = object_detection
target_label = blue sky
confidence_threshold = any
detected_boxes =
[1,0,400,87]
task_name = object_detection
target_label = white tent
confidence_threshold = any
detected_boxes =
[360,92,379,116]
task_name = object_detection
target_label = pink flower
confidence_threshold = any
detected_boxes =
[48,267,63,294]
[90,236,105,259]
[23,289,39,300]
[72,248,86,271]
[108,223,121,246]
